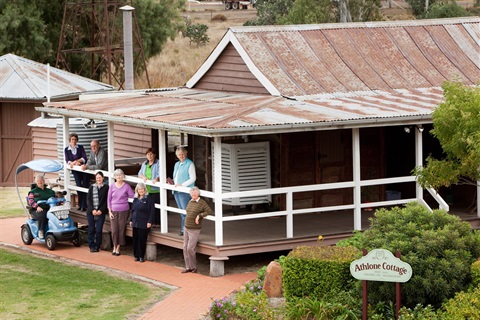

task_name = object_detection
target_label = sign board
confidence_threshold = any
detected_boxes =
[350,249,412,283]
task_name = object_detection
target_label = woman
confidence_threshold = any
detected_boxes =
[138,148,160,227]
[107,168,134,256]
[86,171,109,253]
[64,133,89,211]
[27,175,55,239]
[172,146,196,236]
[130,183,154,263]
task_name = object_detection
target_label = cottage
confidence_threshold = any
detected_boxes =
[39,17,480,275]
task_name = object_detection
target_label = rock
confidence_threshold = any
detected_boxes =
[263,261,283,297]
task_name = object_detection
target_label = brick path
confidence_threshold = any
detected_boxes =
[0,217,257,320]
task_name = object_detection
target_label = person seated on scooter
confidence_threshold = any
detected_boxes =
[27,175,55,239]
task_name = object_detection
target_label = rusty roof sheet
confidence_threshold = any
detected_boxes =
[189,17,479,97]
[40,87,446,136]
[0,53,114,101]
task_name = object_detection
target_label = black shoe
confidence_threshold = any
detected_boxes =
[178,231,184,236]
[139,258,145,263]
[191,268,197,273]
[90,248,95,253]
[181,268,192,273]
[112,251,116,256]
[81,208,87,212]
[134,257,139,262]
[93,248,99,252]
[115,252,121,256]
[77,207,81,211]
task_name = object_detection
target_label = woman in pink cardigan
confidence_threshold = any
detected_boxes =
[107,168,134,256]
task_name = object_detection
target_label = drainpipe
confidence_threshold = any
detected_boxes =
[120,5,135,91]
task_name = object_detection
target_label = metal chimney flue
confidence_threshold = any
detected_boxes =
[120,5,135,91]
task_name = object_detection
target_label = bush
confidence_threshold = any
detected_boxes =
[185,23,210,47]
[472,259,480,287]
[209,296,236,320]
[424,2,471,19]
[282,246,361,300]
[441,286,480,319]
[211,14,227,22]
[234,290,276,319]
[398,304,438,319]
[359,202,480,308]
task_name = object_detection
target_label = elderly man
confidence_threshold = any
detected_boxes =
[181,187,213,274]
[82,139,108,171]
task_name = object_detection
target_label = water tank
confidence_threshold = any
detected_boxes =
[56,118,108,182]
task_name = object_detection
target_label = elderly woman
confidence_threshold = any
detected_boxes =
[138,148,160,227]
[172,146,196,236]
[27,175,55,239]
[107,168,134,256]
[86,171,109,253]
[130,183,154,263]
[64,132,89,211]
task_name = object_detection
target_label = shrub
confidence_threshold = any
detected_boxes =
[282,245,361,300]
[285,295,359,320]
[185,23,210,47]
[211,14,227,22]
[209,296,236,320]
[336,230,364,248]
[441,286,480,319]
[424,2,471,19]
[397,304,438,319]
[359,202,480,308]
[234,290,276,319]
[471,259,480,287]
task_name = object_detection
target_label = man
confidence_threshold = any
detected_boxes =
[181,187,213,274]
[82,139,108,171]
[28,175,55,239]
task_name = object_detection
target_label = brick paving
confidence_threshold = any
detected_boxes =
[0,217,257,320]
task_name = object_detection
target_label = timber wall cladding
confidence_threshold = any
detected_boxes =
[113,124,151,160]
[0,102,38,186]
[194,43,270,95]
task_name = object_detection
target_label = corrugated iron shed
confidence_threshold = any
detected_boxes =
[187,17,479,97]
[0,53,114,101]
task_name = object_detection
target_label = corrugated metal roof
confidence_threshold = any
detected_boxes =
[188,17,479,97]
[40,87,444,137]
[0,53,114,100]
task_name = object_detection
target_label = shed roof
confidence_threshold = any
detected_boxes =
[187,17,479,97]
[0,53,114,101]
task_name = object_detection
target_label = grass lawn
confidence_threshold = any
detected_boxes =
[0,248,170,319]
[1,187,29,218]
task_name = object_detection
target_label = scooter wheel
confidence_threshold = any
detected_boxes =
[21,225,33,245]
[73,232,82,247]
[46,234,56,250]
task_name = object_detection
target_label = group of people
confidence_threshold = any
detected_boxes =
[28,134,212,272]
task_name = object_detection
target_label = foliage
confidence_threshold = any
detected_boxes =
[397,304,438,319]
[472,259,480,287]
[406,0,437,17]
[209,296,237,320]
[0,248,167,319]
[441,286,480,319]
[185,23,210,47]
[359,202,480,308]
[413,83,480,189]
[0,0,185,80]
[336,230,364,248]
[285,288,361,320]
[244,0,294,25]
[424,2,471,19]
[0,0,52,62]
[283,246,360,299]
[246,0,382,25]
[234,290,276,319]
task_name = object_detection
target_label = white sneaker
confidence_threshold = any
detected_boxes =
[38,230,44,239]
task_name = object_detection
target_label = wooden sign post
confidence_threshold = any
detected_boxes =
[350,249,412,319]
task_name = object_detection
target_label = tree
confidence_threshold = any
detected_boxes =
[185,24,210,47]
[0,0,185,80]
[424,2,471,19]
[247,0,382,25]
[414,82,480,189]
